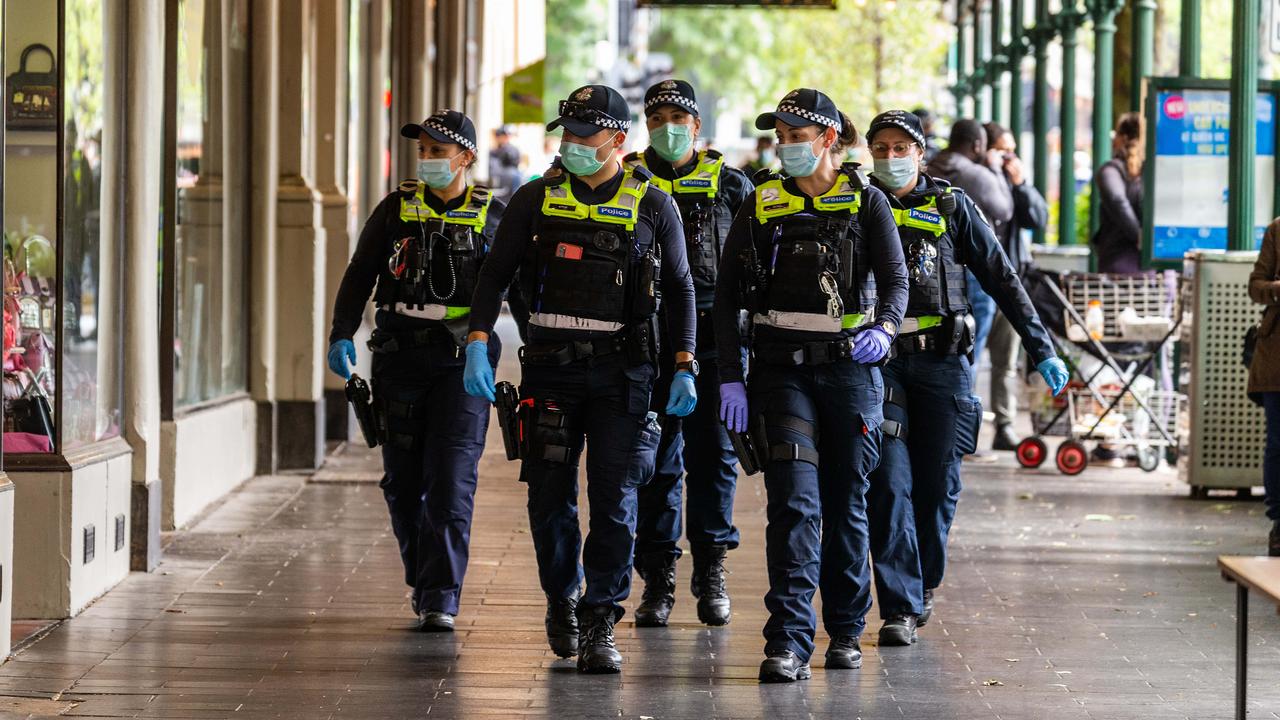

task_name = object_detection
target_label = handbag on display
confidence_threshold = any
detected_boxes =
[6,44,57,131]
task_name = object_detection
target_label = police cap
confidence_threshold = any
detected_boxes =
[755,88,841,132]
[400,109,478,153]
[547,85,632,137]
[867,110,927,148]
[644,79,699,117]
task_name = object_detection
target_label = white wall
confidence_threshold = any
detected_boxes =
[0,479,13,661]
[162,397,257,530]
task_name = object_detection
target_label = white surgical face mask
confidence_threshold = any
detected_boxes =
[872,155,918,190]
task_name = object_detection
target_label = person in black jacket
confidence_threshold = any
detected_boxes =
[859,110,1067,648]
[1091,112,1145,273]
[463,84,698,674]
[713,89,909,683]
[623,80,754,629]
[327,109,505,634]
[983,122,1050,450]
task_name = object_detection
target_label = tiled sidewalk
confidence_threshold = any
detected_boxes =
[1,349,1277,718]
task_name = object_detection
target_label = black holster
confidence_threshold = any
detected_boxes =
[346,374,380,448]
[495,381,523,461]
[937,311,976,358]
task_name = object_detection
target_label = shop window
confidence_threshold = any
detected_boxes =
[2,0,123,455]
[167,0,248,410]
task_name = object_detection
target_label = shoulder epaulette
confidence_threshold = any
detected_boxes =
[752,167,778,186]
[629,164,654,182]
[623,150,643,164]
[398,178,421,194]
[703,148,723,160]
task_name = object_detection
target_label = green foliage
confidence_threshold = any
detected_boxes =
[1075,183,1092,245]
[545,0,608,121]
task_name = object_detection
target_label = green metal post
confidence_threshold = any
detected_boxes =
[1031,0,1052,245]
[1131,0,1155,110]
[1227,0,1260,251]
[1058,5,1084,245]
[1179,0,1201,77]
[974,0,988,120]
[991,0,1005,124]
[1087,0,1124,236]
[957,0,970,115]
[1009,0,1026,140]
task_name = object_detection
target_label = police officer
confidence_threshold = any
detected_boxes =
[713,89,909,683]
[463,85,698,674]
[622,79,753,629]
[327,109,505,632]
[860,110,1069,646]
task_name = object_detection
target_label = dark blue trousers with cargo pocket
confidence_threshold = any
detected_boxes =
[518,351,662,620]
[748,359,884,663]
[866,351,982,620]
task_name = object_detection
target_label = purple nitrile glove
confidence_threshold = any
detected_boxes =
[850,327,892,364]
[719,381,748,433]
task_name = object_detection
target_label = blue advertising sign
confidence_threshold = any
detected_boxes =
[1150,90,1275,261]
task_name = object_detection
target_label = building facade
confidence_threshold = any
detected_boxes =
[0,0,544,660]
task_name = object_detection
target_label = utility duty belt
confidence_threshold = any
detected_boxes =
[753,336,857,366]
[518,318,657,368]
[893,312,975,357]
[366,326,463,357]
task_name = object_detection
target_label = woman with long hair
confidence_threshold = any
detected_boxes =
[1091,112,1145,272]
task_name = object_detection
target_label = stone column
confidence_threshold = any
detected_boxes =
[390,1,432,182]
[123,0,165,571]
[250,0,280,474]
[315,0,353,441]
[274,0,326,470]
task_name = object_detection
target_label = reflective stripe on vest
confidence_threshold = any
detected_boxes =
[528,312,625,333]
[754,175,861,223]
[752,309,873,333]
[540,168,649,231]
[399,184,493,228]
[380,303,470,321]
[891,195,948,236]
[626,151,723,198]
[899,315,943,334]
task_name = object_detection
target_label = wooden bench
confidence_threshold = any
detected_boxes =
[1219,556,1280,720]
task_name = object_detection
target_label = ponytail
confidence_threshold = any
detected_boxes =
[832,111,860,157]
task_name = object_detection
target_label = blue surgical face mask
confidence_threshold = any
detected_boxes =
[777,136,824,178]
[560,132,618,176]
[650,122,694,163]
[417,155,460,189]
[759,148,775,165]
[871,155,918,191]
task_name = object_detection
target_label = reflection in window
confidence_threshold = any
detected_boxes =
[173,0,249,408]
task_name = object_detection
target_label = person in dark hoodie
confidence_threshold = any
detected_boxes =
[926,120,1013,375]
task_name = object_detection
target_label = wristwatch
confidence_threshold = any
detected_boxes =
[878,320,898,337]
[675,359,700,377]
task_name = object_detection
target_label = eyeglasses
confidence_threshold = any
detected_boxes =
[869,141,919,158]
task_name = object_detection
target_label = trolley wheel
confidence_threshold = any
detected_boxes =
[1237,487,1253,500]
[1136,447,1160,473]
[1016,437,1049,468]
[1190,485,1210,500]
[1055,440,1089,476]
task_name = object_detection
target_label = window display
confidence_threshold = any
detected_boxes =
[2,0,123,455]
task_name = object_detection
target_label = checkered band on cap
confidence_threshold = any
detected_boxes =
[645,92,699,115]
[425,120,476,152]
[596,115,631,131]
[776,103,840,130]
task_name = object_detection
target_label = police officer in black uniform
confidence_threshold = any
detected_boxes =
[713,89,909,683]
[622,79,753,629]
[463,85,697,674]
[328,109,505,632]
[859,110,1068,646]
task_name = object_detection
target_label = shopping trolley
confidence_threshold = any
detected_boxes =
[1015,270,1186,475]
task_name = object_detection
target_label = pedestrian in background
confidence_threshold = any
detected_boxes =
[743,135,777,175]
[488,125,523,202]
[1091,112,1145,273]
[1248,217,1280,557]
[912,107,943,165]
[982,122,1048,451]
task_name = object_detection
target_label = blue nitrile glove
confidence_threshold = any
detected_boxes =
[850,327,892,364]
[327,340,356,380]
[665,370,698,417]
[1037,356,1070,396]
[463,341,496,402]
[719,381,749,433]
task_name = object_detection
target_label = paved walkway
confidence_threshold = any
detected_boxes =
[2,333,1278,718]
